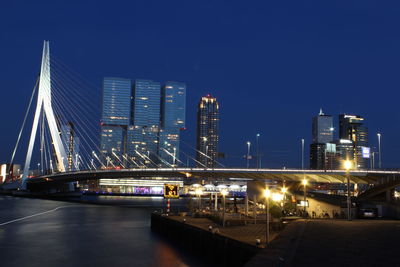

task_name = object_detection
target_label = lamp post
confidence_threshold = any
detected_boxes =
[377,133,382,169]
[221,189,228,227]
[281,186,287,213]
[344,160,352,220]
[302,178,307,213]
[301,139,305,170]
[195,188,203,210]
[246,141,251,168]
[173,147,177,167]
[256,133,261,168]
[264,188,271,245]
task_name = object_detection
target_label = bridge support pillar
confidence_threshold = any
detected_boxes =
[386,189,394,203]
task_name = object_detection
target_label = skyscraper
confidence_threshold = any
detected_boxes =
[159,82,186,166]
[312,109,333,144]
[310,109,334,170]
[100,77,186,168]
[196,95,219,167]
[127,79,161,166]
[339,114,369,169]
[100,77,131,164]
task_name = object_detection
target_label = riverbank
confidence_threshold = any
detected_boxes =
[151,212,281,266]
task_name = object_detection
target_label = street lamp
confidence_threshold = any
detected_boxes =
[246,141,251,168]
[302,178,307,213]
[195,188,203,210]
[221,189,228,227]
[301,139,305,170]
[377,133,382,169]
[264,188,271,245]
[173,147,177,167]
[256,133,261,168]
[344,160,352,221]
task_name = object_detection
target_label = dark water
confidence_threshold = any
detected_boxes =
[0,195,204,267]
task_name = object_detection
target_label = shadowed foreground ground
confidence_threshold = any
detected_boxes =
[248,219,400,266]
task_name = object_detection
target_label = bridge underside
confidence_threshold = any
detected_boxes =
[24,168,391,188]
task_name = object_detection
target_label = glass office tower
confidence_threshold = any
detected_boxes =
[159,82,186,166]
[339,114,369,169]
[196,95,219,167]
[126,79,161,166]
[310,109,334,169]
[100,77,131,162]
[312,109,333,144]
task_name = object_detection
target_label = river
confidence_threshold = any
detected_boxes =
[0,195,206,267]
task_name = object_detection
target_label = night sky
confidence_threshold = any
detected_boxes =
[1,1,400,168]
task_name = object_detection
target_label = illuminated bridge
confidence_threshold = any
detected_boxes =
[3,41,400,201]
[24,167,400,186]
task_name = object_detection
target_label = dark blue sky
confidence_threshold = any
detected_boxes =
[1,0,400,168]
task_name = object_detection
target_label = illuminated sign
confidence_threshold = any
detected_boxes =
[164,184,179,198]
[297,200,309,207]
[362,147,370,159]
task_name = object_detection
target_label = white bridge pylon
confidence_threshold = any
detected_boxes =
[22,41,67,187]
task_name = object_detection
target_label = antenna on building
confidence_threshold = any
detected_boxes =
[319,108,324,116]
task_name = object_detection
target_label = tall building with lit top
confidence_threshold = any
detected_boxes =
[339,114,369,169]
[159,82,186,166]
[196,95,219,167]
[100,77,131,162]
[310,109,334,170]
[312,109,333,144]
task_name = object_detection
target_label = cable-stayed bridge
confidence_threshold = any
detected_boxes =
[2,41,400,198]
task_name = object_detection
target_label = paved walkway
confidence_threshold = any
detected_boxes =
[168,215,279,246]
[247,219,400,266]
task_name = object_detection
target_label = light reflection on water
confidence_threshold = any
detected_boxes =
[0,195,205,267]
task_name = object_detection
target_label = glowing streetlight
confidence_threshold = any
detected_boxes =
[246,141,251,168]
[264,188,271,245]
[221,189,228,227]
[271,192,284,202]
[195,188,203,210]
[344,160,352,220]
[302,178,307,213]
[281,187,287,194]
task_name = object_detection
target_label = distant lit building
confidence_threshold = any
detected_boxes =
[312,109,333,144]
[196,95,219,167]
[100,77,132,162]
[310,109,334,170]
[0,164,21,183]
[126,79,161,166]
[159,82,186,166]
[339,114,369,169]
[334,139,354,163]
[61,122,80,171]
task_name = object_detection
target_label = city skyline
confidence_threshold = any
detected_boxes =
[1,1,399,168]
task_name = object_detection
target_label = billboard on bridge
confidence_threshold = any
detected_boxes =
[164,184,180,198]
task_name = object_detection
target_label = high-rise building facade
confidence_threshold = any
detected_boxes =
[159,82,186,166]
[339,114,369,169]
[196,95,219,167]
[310,109,334,169]
[126,79,161,165]
[100,77,131,163]
[312,109,333,144]
[100,77,186,168]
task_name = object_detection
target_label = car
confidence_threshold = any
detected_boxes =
[358,208,377,219]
